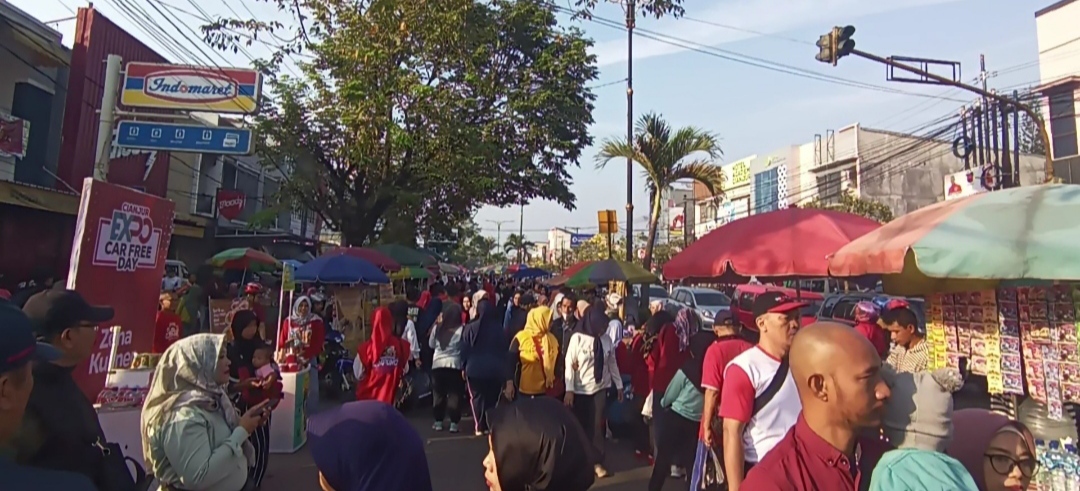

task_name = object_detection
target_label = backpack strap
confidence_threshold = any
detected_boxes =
[751,358,789,418]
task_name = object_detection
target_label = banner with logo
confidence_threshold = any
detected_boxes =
[0,111,30,158]
[67,178,175,399]
[216,189,246,222]
[668,206,685,237]
[944,167,994,201]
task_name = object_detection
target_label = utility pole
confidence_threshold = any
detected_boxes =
[624,0,635,264]
[518,202,525,264]
[485,219,513,258]
[93,54,123,181]
[812,26,1053,181]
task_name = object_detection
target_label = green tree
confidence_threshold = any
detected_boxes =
[503,234,535,263]
[1018,107,1047,156]
[572,234,626,262]
[569,0,687,19]
[443,220,499,268]
[595,113,723,271]
[802,190,894,223]
[203,0,598,245]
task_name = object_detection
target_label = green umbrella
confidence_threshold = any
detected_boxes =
[566,259,658,288]
[208,248,281,272]
[389,266,432,280]
[371,244,437,267]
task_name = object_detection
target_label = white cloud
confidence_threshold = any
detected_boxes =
[590,0,962,67]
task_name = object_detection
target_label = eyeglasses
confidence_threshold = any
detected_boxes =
[77,322,100,331]
[984,454,1038,477]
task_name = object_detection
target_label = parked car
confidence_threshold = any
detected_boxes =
[671,286,732,326]
[732,284,823,331]
[816,292,926,327]
[634,284,670,299]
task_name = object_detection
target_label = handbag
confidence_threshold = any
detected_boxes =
[698,444,726,491]
[95,439,154,491]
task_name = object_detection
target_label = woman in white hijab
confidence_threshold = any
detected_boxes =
[141,334,269,491]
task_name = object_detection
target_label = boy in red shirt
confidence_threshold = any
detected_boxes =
[153,293,183,353]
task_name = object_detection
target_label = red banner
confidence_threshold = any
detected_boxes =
[216,189,245,221]
[67,178,175,399]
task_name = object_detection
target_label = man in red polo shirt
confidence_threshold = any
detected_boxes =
[742,322,892,491]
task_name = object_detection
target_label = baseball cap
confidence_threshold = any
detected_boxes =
[21,290,115,338]
[1,299,61,373]
[713,309,737,325]
[752,291,809,319]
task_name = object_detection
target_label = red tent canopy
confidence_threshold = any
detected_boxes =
[324,247,402,272]
[663,208,881,281]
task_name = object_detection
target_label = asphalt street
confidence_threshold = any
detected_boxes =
[262,401,688,491]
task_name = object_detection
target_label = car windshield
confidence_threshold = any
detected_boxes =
[695,292,731,306]
[801,302,823,317]
[650,287,668,298]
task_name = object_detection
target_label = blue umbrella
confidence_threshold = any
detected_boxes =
[294,254,390,284]
[282,259,305,270]
[513,267,551,279]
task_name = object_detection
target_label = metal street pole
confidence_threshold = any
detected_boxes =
[624,0,635,263]
[485,219,512,258]
[518,202,525,264]
[93,54,123,181]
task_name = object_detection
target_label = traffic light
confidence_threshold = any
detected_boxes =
[814,25,856,66]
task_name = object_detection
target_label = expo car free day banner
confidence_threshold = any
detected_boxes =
[67,178,175,400]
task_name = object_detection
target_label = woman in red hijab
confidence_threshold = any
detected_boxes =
[354,306,411,404]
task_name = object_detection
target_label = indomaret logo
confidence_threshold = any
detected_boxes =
[91,202,162,272]
[144,69,239,104]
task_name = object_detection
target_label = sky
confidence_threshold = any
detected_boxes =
[11,0,1056,243]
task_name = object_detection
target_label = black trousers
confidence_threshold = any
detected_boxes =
[630,395,652,455]
[571,391,608,462]
[432,368,465,424]
[235,400,270,488]
[466,376,502,433]
[648,409,698,491]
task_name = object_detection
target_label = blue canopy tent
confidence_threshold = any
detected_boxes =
[281,259,305,270]
[294,254,390,284]
[513,267,551,279]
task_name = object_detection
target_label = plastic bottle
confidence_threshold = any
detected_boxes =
[1064,443,1080,491]
[1033,439,1049,491]
[1047,440,1065,491]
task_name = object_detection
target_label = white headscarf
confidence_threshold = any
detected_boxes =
[470,290,488,320]
[551,293,565,320]
[290,295,316,325]
[141,334,254,476]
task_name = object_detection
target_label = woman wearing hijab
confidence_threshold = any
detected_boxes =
[462,291,505,435]
[946,409,1038,491]
[226,310,275,488]
[276,296,326,364]
[308,401,433,491]
[483,397,597,491]
[673,307,700,353]
[429,302,466,432]
[648,332,712,491]
[142,334,270,491]
[388,300,421,365]
[641,306,683,452]
[853,301,890,358]
[505,306,559,400]
[563,301,623,479]
[354,307,411,404]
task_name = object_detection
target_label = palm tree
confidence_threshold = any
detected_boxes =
[596,112,724,271]
[503,233,534,263]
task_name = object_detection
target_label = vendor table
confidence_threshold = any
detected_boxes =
[97,406,156,488]
[269,367,312,454]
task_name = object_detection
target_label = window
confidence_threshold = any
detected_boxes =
[235,165,260,221]
[700,199,717,222]
[261,178,292,230]
[193,154,219,216]
[753,168,779,213]
[816,171,842,204]
[1048,91,1078,159]
[737,292,755,311]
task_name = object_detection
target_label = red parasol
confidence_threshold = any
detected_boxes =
[560,261,593,277]
[324,247,402,272]
[663,208,881,281]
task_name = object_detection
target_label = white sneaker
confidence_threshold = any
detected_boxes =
[432,421,443,431]
[670,465,685,478]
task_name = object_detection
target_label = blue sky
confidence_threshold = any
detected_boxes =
[13,0,1053,243]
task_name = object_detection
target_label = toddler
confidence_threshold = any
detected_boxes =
[241,345,283,405]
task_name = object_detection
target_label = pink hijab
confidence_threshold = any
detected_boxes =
[945,409,1035,491]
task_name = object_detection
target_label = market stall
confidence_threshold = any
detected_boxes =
[95,327,159,485]
[828,184,1080,486]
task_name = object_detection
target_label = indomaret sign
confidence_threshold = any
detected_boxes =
[121,62,263,114]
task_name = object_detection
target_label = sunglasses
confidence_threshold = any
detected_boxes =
[984,454,1038,478]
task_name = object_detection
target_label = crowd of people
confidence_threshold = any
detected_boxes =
[0,273,1045,491]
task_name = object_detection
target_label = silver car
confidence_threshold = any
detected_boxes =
[671,287,732,326]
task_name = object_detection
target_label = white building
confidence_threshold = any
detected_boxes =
[1035,0,1080,181]
[657,185,695,243]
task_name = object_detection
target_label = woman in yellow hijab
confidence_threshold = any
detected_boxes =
[503,306,560,399]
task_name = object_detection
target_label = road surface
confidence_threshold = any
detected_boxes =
[262,402,688,490]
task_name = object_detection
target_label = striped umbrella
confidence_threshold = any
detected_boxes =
[565,259,658,288]
[829,184,1080,295]
[324,247,402,272]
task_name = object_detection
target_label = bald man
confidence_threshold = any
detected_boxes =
[742,322,893,491]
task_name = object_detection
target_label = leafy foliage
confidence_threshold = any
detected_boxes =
[503,233,535,263]
[595,112,722,271]
[802,190,894,223]
[442,220,500,268]
[572,234,626,262]
[1018,106,1047,156]
[568,0,687,20]
[202,0,598,245]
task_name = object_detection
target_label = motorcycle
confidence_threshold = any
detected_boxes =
[318,330,355,399]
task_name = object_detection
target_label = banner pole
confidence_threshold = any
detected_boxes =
[94,54,123,181]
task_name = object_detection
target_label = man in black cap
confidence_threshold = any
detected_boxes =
[11,290,114,487]
[0,299,95,490]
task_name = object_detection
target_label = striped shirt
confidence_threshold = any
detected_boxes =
[886,339,930,373]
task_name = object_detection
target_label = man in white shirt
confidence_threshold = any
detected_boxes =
[719,292,806,491]
[161,270,182,292]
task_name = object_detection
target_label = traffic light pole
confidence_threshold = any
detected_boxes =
[624,0,635,264]
[850,48,1053,182]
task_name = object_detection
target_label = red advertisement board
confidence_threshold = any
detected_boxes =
[66,178,175,399]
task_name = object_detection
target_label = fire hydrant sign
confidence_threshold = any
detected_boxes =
[67,178,175,399]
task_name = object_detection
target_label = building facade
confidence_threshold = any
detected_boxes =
[1035,0,1080,182]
